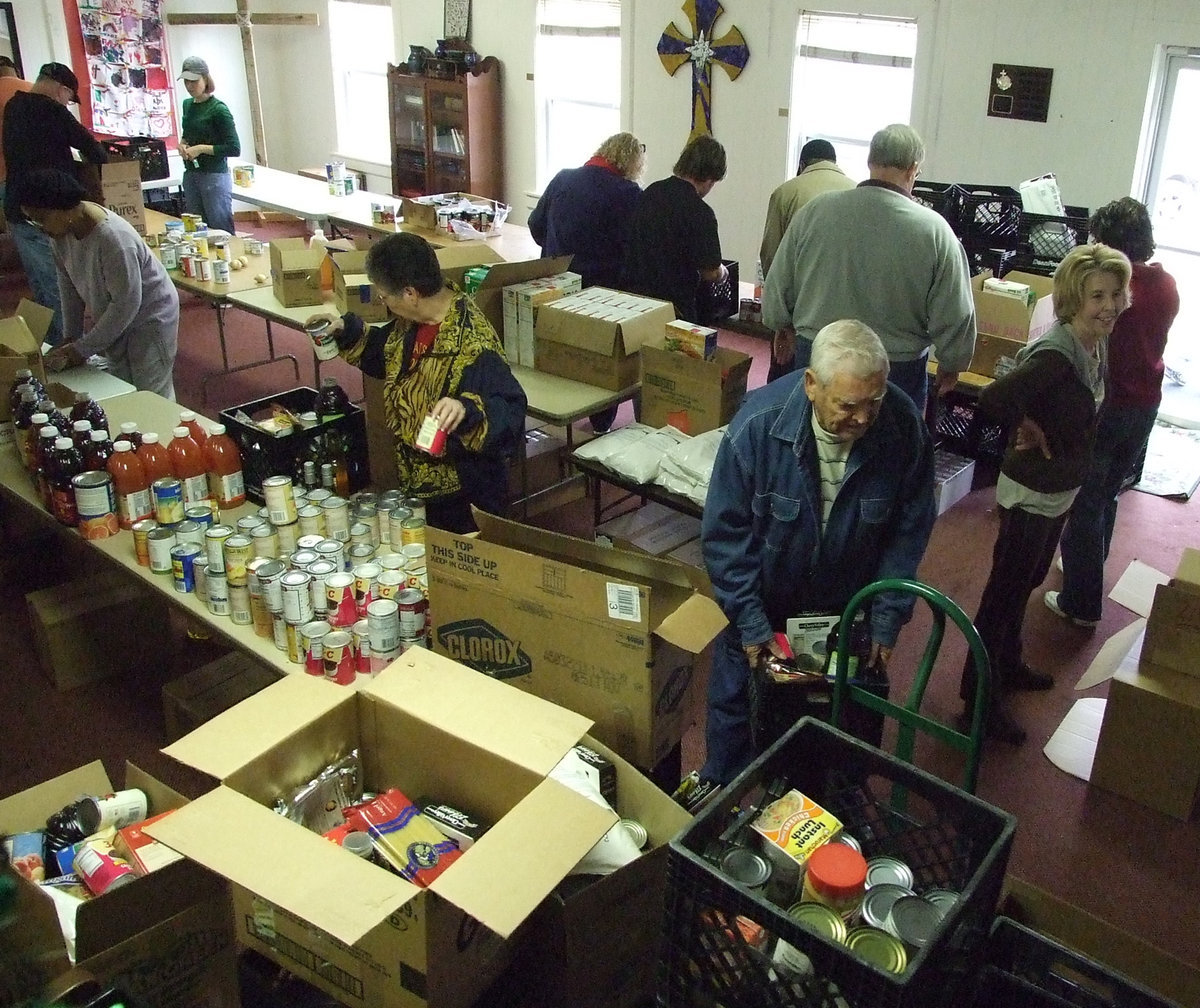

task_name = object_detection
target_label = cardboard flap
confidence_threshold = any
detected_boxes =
[0,313,41,355]
[365,650,593,776]
[125,762,189,813]
[429,776,615,937]
[434,243,506,270]
[0,761,112,833]
[1176,547,1200,591]
[654,592,728,653]
[147,785,416,947]
[15,298,53,345]
[164,675,351,780]
[475,255,573,292]
[535,304,615,353]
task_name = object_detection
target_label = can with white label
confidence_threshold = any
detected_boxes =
[281,569,315,624]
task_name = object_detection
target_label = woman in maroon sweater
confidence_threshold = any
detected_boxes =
[1047,198,1180,628]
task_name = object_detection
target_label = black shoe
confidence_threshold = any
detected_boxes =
[1009,663,1054,691]
[957,707,1026,745]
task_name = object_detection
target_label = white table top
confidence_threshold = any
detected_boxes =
[48,364,137,401]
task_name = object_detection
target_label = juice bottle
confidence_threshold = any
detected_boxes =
[118,420,143,450]
[83,428,113,472]
[9,368,44,417]
[179,409,208,447]
[71,419,93,453]
[107,440,153,528]
[36,399,69,438]
[22,411,49,475]
[71,392,108,435]
[205,423,246,509]
[34,425,59,505]
[136,432,175,482]
[13,387,41,469]
[169,425,210,506]
[313,377,350,423]
[49,436,83,526]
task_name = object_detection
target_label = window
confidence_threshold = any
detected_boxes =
[786,12,918,181]
[535,0,621,190]
[328,0,394,166]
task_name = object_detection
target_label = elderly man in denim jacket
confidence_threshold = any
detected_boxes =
[697,319,936,792]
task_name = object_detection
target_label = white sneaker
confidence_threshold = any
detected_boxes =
[1044,590,1099,629]
[1055,554,1064,574]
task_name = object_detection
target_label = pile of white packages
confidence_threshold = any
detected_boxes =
[572,423,725,509]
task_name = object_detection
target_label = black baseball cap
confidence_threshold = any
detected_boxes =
[40,62,80,103]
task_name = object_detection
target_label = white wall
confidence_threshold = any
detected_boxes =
[18,0,1200,274]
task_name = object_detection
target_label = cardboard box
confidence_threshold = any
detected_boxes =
[427,511,727,768]
[401,193,506,233]
[79,157,146,236]
[27,571,173,690]
[535,288,676,392]
[667,537,706,570]
[0,299,52,441]
[162,652,282,742]
[1141,547,1200,679]
[502,272,582,367]
[269,238,326,307]
[1090,656,1200,820]
[328,247,388,323]
[933,448,975,516]
[503,736,691,1008]
[972,269,1056,343]
[640,344,752,435]
[596,502,702,558]
[0,762,237,1007]
[149,657,619,1008]
[966,331,1026,379]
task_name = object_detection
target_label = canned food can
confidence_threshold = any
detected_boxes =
[132,518,158,566]
[394,587,428,637]
[866,856,915,891]
[255,558,287,612]
[290,548,320,571]
[281,570,315,624]
[375,569,406,600]
[271,609,289,651]
[353,562,381,617]
[717,846,772,890]
[352,619,372,674]
[301,620,332,676]
[250,592,274,638]
[398,634,427,653]
[370,645,402,674]
[170,543,202,593]
[251,522,280,558]
[147,527,176,574]
[205,524,234,571]
[263,475,298,526]
[296,533,325,552]
[297,504,325,538]
[399,497,425,522]
[174,518,204,548]
[306,559,336,615]
[322,629,356,685]
[160,243,179,269]
[376,552,405,572]
[284,619,304,665]
[845,927,907,974]
[314,538,344,572]
[72,471,118,540]
[274,519,299,555]
[922,888,960,917]
[325,571,357,626]
[78,789,149,833]
[347,542,375,569]
[322,497,351,541]
[245,236,262,254]
[788,900,848,945]
[304,490,332,508]
[772,937,815,980]
[883,895,942,955]
[213,258,230,284]
[185,503,216,527]
[237,515,266,535]
[405,565,427,592]
[196,256,213,282]
[222,533,254,586]
[151,477,184,526]
[206,570,231,616]
[376,503,395,544]
[229,583,252,625]
[860,883,914,931]
[835,832,862,853]
[399,516,425,547]
[193,557,210,605]
[400,542,426,565]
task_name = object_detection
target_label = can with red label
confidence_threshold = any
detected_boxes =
[376,569,406,599]
[301,620,332,677]
[394,588,428,638]
[322,629,356,685]
[325,571,357,627]
[414,414,447,456]
[74,844,135,896]
[280,569,315,624]
[352,619,372,674]
[352,561,381,617]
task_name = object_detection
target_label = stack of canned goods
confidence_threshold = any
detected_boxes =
[132,472,432,685]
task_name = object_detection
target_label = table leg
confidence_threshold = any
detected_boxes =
[201,305,301,405]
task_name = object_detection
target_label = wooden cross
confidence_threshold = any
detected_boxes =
[166,0,319,166]
[658,0,749,142]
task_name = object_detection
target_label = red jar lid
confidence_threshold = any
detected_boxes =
[807,842,868,902]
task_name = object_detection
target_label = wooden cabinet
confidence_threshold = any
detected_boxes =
[387,57,503,203]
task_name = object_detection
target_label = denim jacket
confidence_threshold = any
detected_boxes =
[701,373,936,649]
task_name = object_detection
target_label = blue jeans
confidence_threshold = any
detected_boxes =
[1058,405,1158,621]
[700,626,758,784]
[8,217,64,346]
[792,337,930,413]
[182,168,235,235]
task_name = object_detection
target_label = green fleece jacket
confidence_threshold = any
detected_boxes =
[180,95,240,173]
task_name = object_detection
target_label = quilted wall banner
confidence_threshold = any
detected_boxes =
[61,0,178,142]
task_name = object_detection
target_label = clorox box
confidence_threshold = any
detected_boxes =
[426,511,727,769]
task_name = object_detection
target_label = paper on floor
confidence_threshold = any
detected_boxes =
[1043,697,1107,781]
[1108,559,1170,617]
[1075,619,1146,691]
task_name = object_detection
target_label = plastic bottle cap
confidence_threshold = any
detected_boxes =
[180,410,197,421]
[113,441,131,451]
[173,426,189,437]
[120,421,137,431]
[142,432,159,444]
[73,420,91,431]
[54,437,72,449]
[90,429,109,441]
[210,424,226,435]
[807,842,868,902]
[30,412,48,424]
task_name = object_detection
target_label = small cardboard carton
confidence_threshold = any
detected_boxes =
[502,271,582,367]
[965,331,1027,379]
[329,246,390,323]
[536,288,676,392]
[640,344,752,435]
[426,510,727,768]
[933,448,975,516]
[503,736,691,1008]
[0,762,237,1008]
[79,157,146,236]
[596,501,702,558]
[0,298,52,433]
[663,319,719,361]
[148,655,617,1008]
[972,269,1056,344]
[269,238,326,307]
[1140,548,1200,679]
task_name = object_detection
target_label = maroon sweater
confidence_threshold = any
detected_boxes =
[1108,261,1179,409]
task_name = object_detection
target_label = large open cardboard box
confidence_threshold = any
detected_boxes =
[535,288,675,391]
[426,510,727,769]
[972,269,1056,344]
[269,238,326,307]
[148,654,618,1008]
[501,271,581,367]
[640,344,751,435]
[0,761,238,1008]
[1140,547,1200,679]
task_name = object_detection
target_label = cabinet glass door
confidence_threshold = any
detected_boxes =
[391,76,428,197]
[427,80,468,193]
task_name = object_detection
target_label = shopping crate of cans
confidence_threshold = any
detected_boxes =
[966,917,1182,1008]
[660,717,1016,1008]
[220,387,369,504]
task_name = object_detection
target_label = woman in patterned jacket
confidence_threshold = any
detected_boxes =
[310,232,526,532]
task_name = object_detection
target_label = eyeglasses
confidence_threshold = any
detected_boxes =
[639,144,646,153]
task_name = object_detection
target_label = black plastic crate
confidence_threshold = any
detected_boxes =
[968,917,1181,1008]
[911,181,964,231]
[964,242,1017,279]
[1016,210,1091,271]
[102,136,170,181]
[219,387,370,504]
[954,184,1022,242]
[934,395,1005,460]
[660,718,1016,1008]
[697,259,739,325]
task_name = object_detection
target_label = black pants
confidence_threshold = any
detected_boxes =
[961,503,1068,709]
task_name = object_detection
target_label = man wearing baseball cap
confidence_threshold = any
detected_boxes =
[2,60,107,345]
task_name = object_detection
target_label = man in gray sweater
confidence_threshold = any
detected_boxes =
[761,124,976,411]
